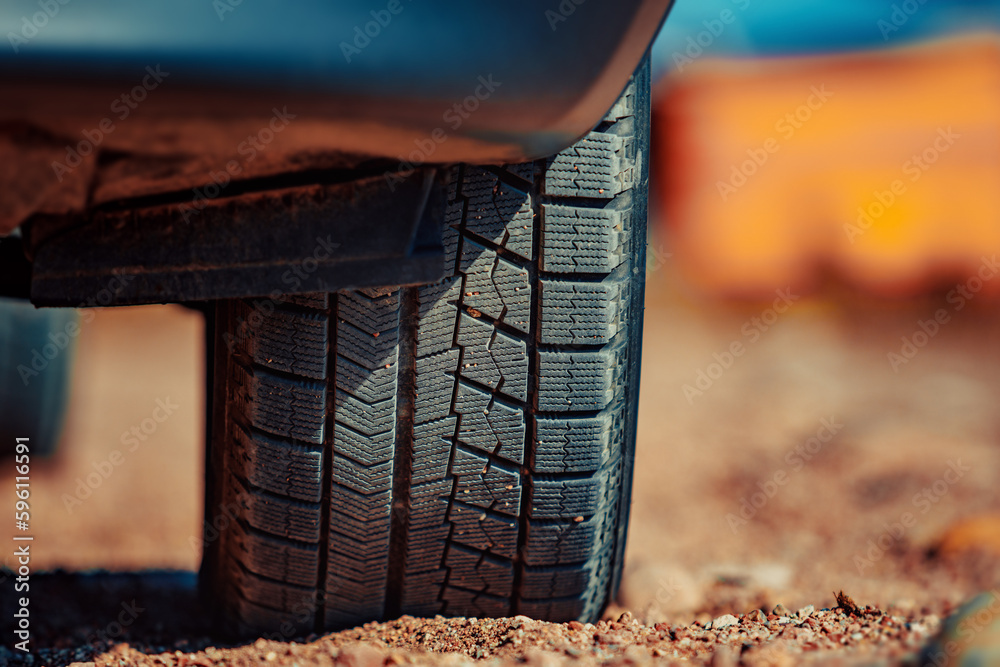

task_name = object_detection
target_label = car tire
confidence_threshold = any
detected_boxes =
[201,57,650,638]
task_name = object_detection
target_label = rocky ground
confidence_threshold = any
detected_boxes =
[3,257,1000,666]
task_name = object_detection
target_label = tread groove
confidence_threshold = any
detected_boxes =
[385,286,419,618]
[315,295,337,632]
[512,157,544,616]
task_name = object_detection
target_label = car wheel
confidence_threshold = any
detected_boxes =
[201,57,650,637]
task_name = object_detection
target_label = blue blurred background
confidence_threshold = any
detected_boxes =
[654,0,1000,71]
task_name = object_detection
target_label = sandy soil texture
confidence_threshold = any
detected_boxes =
[2,263,1000,665]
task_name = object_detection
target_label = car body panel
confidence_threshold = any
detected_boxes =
[0,0,673,234]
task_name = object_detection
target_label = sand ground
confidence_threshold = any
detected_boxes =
[3,261,1000,665]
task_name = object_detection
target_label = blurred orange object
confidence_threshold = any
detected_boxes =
[656,34,1000,298]
[936,515,1000,558]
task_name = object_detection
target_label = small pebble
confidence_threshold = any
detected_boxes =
[710,614,739,630]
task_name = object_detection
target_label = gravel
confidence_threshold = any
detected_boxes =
[0,597,950,666]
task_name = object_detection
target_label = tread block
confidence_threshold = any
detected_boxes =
[333,426,394,469]
[522,565,592,600]
[232,566,320,617]
[228,521,318,588]
[454,382,525,465]
[531,474,613,519]
[232,301,327,380]
[341,289,400,324]
[336,355,398,404]
[459,167,533,260]
[407,479,453,529]
[231,594,315,638]
[400,571,447,616]
[327,487,392,534]
[452,448,521,516]
[536,350,618,412]
[233,364,325,443]
[456,313,528,402]
[603,77,637,122]
[328,520,391,561]
[414,349,460,424]
[235,477,323,543]
[540,202,629,274]
[443,544,513,596]
[327,534,390,581]
[412,418,456,484]
[459,239,531,334]
[416,278,461,357]
[524,505,617,567]
[540,279,624,345]
[404,482,452,574]
[336,289,401,370]
[449,506,518,559]
[404,527,450,572]
[534,415,615,474]
[544,130,632,198]
[230,425,324,503]
[335,320,398,371]
[331,454,392,495]
[334,389,396,436]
